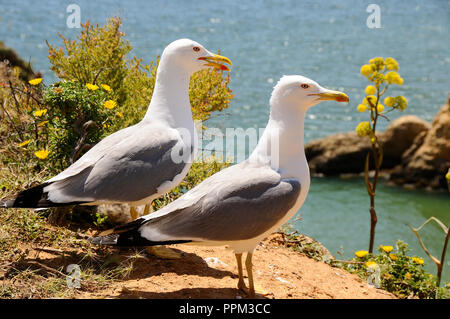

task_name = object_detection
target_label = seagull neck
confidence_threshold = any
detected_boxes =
[144,61,193,129]
[250,105,307,177]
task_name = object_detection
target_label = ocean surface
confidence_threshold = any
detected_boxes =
[1,0,449,281]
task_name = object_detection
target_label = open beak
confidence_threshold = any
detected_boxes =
[309,90,349,103]
[198,53,232,71]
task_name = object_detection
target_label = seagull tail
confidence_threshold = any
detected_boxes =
[0,183,85,209]
[88,217,192,247]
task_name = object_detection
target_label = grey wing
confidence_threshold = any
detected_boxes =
[139,162,301,242]
[44,125,188,204]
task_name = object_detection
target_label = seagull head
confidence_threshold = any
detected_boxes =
[270,75,349,112]
[161,39,232,73]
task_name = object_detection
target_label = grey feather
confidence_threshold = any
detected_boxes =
[44,121,190,204]
[139,160,301,242]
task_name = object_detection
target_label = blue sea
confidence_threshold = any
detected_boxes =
[1,0,449,282]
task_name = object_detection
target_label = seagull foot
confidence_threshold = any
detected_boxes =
[145,246,182,259]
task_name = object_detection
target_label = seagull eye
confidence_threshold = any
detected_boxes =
[193,46,200,52]
[300,84,309,89]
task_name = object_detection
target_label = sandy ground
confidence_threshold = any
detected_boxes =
[73,234,394,299]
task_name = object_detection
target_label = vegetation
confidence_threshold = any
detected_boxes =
[356,57,408,253]
[0,17,232,298]
[334,241,449,299]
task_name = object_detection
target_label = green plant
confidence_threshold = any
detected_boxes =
[409,217,449,297]
[356,57,408,253]
[338,241,448,299]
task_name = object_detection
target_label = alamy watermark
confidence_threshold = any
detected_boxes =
[366,4,381,29]
[66,4,81,28]
[66,264,81,288]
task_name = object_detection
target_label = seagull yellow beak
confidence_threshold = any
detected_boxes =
[198,53,232,71]
[309,90,349,103]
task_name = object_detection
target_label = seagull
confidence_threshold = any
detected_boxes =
[89,75,349,297]
[0,39,231,223]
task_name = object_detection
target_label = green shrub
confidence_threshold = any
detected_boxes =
[341,240,449,299]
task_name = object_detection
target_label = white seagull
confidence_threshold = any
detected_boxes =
[0,39,231,222]
[89,75,349,297]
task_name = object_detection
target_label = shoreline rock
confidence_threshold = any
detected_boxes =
[305,99,450,190]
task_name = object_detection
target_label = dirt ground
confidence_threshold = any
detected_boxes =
[72,234,395,299]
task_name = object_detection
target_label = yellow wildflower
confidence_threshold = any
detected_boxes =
[381,245,393,253]
[356,122,372,137]
[365,261,377,268]
[101,84,112,92]
[377,104,384,113]
[116,111,123,118]
[386,72,403,85]
[365,85,376,95]
[104,100,118,110]
[363,95,377,106]
[103,123,111,129]
[405,272,412,280]
[360,64,373,77]
[38,120,49,127]
[34,109,47,117]
[396,96,408,111]
[28,78,42,85]
[34,150,49,160]
[385,57,399,71]
[86,83,99,91]
[389,254,397,261]
[357,104,367,113]
[446,169,450,180]
[384,96,394,107]
[412,257,424,265]
[354,250,369,258]
[18,139,31,147]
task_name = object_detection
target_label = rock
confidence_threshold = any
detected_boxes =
[0,41,37,81]
[305,115,430,175]
[391,101,450,189]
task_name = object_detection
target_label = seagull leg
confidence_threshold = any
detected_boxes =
[130,206,139,221]
[235,253,248,293]
[143,202,182,260]
[245,252,255,298]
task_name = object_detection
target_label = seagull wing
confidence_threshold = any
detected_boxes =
[5,123,189,207]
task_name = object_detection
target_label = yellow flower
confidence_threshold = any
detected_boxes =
[396,96,408,111]
[412,257,424,265]
[38,120,49,127]
[385,57,399,71]
[116,111,123,118]
[381,245,394,253]
[34,150,49,160]
[405,272,412,280]
[389,254,397,261]
[360,64,373,77]
[446,169,450,180]
[363,95,377,106]
[86,83,99,91]
[365,85,376,95]
[384,96,394,107]
[18,139,31,147]
[28,78,42,85]
[356,122,372,137]
[357,104,367,113]
[103,123,111,129]
[354,250,369,258]
[34,109,47,117]
[376,104,384,113]
[101,84,112,92]
[365,261,377,268]
[386,72,403,85]
[103,100,118,109]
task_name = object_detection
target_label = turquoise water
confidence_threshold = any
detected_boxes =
[1,0,449,281]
